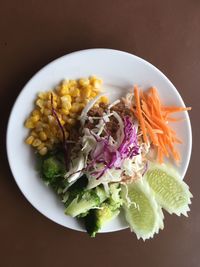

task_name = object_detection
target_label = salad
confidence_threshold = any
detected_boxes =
[25,76,192,239]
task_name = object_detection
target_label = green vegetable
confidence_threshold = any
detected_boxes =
[65,189,100,217]
[85,202,120,237]
[121,180,164,240]
[84,183,122,237]
[144,163,192,216]
[42,156,65,181]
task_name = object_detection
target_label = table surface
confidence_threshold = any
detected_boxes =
[1,1,199,267]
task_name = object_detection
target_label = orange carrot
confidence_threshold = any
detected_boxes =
[161,106,191,113]
[144,120,158,146]
[134,86,148,143]
[133,86,191,164]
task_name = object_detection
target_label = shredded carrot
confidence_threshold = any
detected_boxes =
[144,120,158,146]
[134,86,148,143]
[131,86,191,164]
[161,106,191,113]
[165,116,183,122]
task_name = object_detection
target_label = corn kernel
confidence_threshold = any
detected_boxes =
[81,86,91,98]
[93,79,102,89]
[79,78,90,87]
[39,147,48,155]
[61,95,72,109]
[32,109,40,116]
[71,103,82,113]
[58,85,69,96]
[66,118,76,125]
[38,92,47,100]
[37,143,45,150]
[31,115,40,122]
[100,96,109,104]
[43,108,51,116]
[30,130,38,137]
[48,115,55,124]
[35,125,43,132]
[36,99,44,108]
[32,138,42,147]
[90,91,97,98]
[25,136,34,145]
[70,88,80,97]
[45,100,52,109]
[25,119,35,129]
[61,108,70,115]
[68,80,77,87]
[39,131,47,141]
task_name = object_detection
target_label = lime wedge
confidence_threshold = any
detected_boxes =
[121,180,164,240]
[144,163,192,216]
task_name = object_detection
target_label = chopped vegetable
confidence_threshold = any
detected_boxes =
[121,180,164,240]
[65,189,100,218]
[134,86,148,143]
[144,163,192,216]
[133,86,191,164]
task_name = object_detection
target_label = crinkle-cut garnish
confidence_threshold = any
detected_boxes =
[144,163,193,216]
[121,179,164,240]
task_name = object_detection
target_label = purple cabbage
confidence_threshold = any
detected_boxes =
[88,116,140,179]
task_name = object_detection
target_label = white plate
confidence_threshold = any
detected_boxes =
[6,49,192,233]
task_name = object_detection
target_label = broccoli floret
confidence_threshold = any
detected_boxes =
[65,189,100,217]
[64,179,108,218]
[42,156,65,183]
[84,183,123,237]
[85,202,120,237]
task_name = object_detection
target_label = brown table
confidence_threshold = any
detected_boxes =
[1,1,199,267]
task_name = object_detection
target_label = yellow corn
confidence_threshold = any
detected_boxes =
[39,131,47,141]
[25,136,34,145]
[100,96,109,104]
[71,103,83,113]
[32,138,42,147]
[37,143,45,150]
[31,115,40,122]
[43,108,51,116]
[81,86,91,98]
[36,99,44,108]
[32,109,40,116]
[61,108,70,115]
[79,78,90,87]
[25,76,105,153]
[25,119,35,129]
[70,88,80,97]
[39,147,48,155]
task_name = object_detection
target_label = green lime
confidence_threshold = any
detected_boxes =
[121,180,164,240]
[144,163,192,216]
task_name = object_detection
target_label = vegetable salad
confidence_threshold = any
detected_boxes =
[25,77,192,239]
